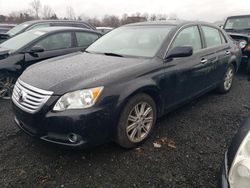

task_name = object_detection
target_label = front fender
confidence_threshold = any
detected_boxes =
[116,78,164,116]
[0,54,24,76]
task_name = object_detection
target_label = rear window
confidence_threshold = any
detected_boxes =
[201,26,222,47]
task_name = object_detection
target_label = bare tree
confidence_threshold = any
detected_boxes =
[168,13,178,20]
[30,0,41,19]
[66,6,75,20]
[8,10,35,23]
[42,5,53,19]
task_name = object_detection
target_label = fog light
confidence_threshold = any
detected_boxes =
[67,133,78,143]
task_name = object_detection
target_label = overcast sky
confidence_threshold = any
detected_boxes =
[0,0,250,22]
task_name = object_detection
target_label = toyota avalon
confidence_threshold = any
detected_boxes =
[12,21,241,148]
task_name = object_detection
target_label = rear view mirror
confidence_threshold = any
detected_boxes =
[166,46,193,59]
[29,46,45,53]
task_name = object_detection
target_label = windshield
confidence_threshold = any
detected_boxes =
[7,22,31,36]
[0,30,47,51]
[224,17,250,30]
[87,25,175,58]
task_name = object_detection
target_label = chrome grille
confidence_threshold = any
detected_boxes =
[12,79,53,114]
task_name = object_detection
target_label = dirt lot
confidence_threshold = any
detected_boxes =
[0,73,250,188]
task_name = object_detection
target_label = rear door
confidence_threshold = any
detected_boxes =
[200,25,230,84]
[163,25,211,109]
[24,31,76,67]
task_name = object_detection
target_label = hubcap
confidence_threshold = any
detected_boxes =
[224,67,234,91]
[0,76,16,99]
[126,102,154,143]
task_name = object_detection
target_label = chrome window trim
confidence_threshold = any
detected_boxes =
[163,23,191,59]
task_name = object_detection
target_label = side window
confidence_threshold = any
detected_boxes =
[75,32,99,47]
[202,26,222,47]
[35,32,72,51]
[27,23,50,31]
[171,26,202,51]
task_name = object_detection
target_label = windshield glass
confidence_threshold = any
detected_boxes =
[0,30,47,51]
[224,17,250,30]
[7,22,31,36]
[87,25,175,58]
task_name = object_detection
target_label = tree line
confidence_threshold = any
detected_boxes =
[0,0,179,27]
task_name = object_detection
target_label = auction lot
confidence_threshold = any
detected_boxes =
[0,72,249,188]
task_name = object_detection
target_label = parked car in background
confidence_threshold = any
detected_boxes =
[224,15,250,72]
[0,20,96,43]
[0,24,16,34]
[0,27,102,99]
[12,21,241,149]
[219,117,250,188]
[96,27,113,34]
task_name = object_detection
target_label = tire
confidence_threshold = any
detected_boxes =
[116,93,157,149]
[217,64,235,94]
[246,58,250,74]
[0,73,17,100]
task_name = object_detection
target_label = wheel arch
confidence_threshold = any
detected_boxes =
[228,55,240,73]
[118,84,164,118]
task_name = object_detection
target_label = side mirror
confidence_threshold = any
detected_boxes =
[166,46,193,60]
[29,46,45,53]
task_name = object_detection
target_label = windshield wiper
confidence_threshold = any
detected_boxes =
[225,28,237,31]
[104,52,124,57]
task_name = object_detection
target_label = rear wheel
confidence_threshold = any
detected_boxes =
[217,64,235,94]
[116,93,157,149]
[0,73,17,100]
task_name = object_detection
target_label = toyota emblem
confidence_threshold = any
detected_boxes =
[18,90,27,102]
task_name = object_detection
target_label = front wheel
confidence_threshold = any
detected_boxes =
[116,93,157,149]
[0,73,17,100]
[217,64,235,94]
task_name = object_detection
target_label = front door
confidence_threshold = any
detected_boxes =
[162,25,211,109]
[24,32,76,68]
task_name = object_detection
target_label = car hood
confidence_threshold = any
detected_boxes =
[19,52,152,95]
[227,32,250,41]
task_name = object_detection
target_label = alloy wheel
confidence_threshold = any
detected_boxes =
[224,67,234,91]
[0,76,16,99]
[126,102,154,143]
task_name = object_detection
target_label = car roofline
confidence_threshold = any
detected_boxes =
[226,15,250,19]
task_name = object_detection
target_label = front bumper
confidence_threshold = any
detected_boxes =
[12,101,118,148]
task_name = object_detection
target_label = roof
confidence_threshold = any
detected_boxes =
[31,26,98,33]
[126,20,188,26]
[226,15,250,19]
[20,20,96,30]
[124,20,220,29]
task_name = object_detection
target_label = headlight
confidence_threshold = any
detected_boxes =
[229,131,250,188]
[53,86,104,111]
[239,40,247,49]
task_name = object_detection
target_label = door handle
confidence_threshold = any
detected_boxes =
[225,51,231,55]
[200,58,208,64]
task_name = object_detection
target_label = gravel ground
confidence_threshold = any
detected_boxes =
[0,73,250,188]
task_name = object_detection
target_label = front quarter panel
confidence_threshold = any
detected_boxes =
[0,53,25,75]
